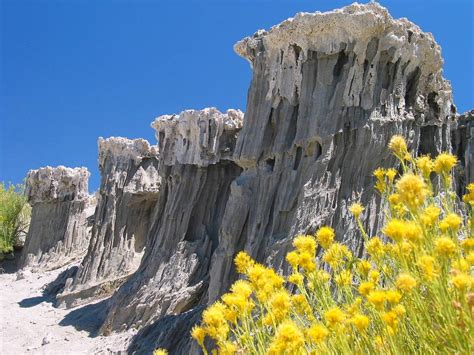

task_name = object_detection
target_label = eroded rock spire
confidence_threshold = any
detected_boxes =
[57,137,160,308]
[21,166,94,271]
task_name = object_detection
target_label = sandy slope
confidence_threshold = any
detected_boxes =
[0,266,135,354]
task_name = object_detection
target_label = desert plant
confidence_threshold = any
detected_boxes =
[191,136,474,354]
[0,182,31,255]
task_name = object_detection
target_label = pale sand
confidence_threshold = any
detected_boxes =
[0,266,135,354]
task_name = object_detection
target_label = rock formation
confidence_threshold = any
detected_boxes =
[57,137,160,308]
[208,0,454,302]
[21,166,93,271]
[452,110,474,195]
[100,108,243,334]
[16,3,470,354]
[96,3,455,352]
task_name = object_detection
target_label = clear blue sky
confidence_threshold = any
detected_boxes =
[1,0,473,191]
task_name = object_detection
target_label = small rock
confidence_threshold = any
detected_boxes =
[16,270,32,280]
[42,333,53,346]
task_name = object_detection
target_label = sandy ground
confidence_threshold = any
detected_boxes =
[0,265,135,354]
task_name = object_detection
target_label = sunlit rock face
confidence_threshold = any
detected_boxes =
[21,166,93,271]
[208,1,454,303]
[56,137,161,308]
[100,108,243,336]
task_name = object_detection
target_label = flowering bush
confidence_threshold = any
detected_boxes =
[0,182,30,255]
[191,136,474,354]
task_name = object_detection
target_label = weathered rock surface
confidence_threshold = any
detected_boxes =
[208,0,454,302]
[109,3,455,353]
[452,110,474,195]
[100,108,243,334]
[21,166,94,271]
[57,137,161,308]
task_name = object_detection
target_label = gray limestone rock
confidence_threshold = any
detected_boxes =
[56,137,161,308]
[100,108,243,334]
[21,166,94,271]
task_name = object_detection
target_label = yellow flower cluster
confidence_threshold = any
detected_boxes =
[191,136,473,354]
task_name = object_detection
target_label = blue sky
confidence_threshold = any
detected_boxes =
[1,0,473,191]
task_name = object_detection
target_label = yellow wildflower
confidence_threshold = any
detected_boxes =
[389,193,401,206]
[359,281,375,296]
[286,251,300,268]
[383,219,405,242]
[463,183,474,204]
[202,301,229,340]
[298,252,316,272]
[335,270,352,287]
[375,336,384,348]
[346,297,363,316]
[315,270,331,283]
[404,221,422,243]
[323,243,351,269]
[396,273,417,292]
[418,255,438,280]
[191,326,206,347]
[306,324,328,344]
[293,234,317,255]
[153,349,168,355]
[324,307,346,327]
[439,213,462,232]
[388,135,408,157]
[398,241,414,257]
[452,258,469,273]
[433,152,457,174]
[349,203,364,218]
[268,289,291,321]
[375,180,387,193]
[461,238,474,252]
[382,311,398,328]
[386,168,397,182]
[268,320,304,354]
[395,173,429,209]
[385,290,402,304]
[230,280,253,298]
[292,294,311,314]
[434,237,457,257]
[367,291,386,309]
[356,260,372,277]
[417,155,433,177]
[374,168,386,181]
[451,273,471,292]
[234,251,254,274]
[393,304,406,317]
[369,270,380,284]
[316,226,335,249]
[421,205,441,226]
[366,237,385,259]
[288,273,304,285]
[218,341,236,354]
[466,251,474,266]
[351,314,370,331]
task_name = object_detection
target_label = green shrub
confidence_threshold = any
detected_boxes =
[0,182,31,255]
